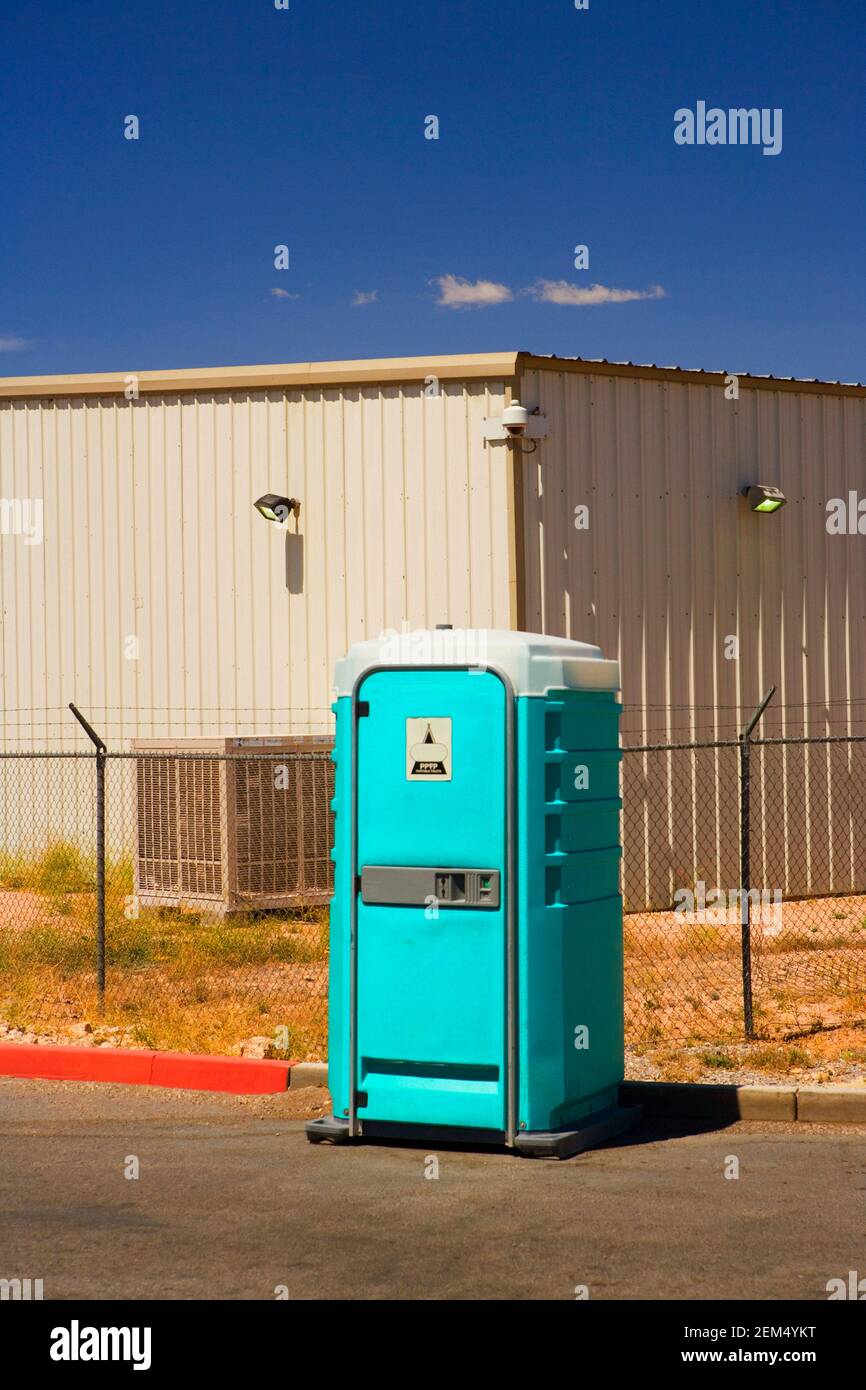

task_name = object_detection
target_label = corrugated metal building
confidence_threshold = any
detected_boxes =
[517,357,866,745]
[2,351,866,898]
[0,354,515,747]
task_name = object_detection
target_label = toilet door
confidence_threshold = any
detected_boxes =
[352,667,510,1133]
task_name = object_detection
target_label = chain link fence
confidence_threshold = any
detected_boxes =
[0,749,333,1059]
[623,733,866,1045]
[1,726,865,1058]
[622,741,744,1043]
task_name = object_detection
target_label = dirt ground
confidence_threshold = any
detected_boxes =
[1,886,864,1078]
[624,892,866,1046]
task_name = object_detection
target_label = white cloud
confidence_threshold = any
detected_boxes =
[0,334,31,351]
[352,290,378,307]
[429,274,665,309]
[269,287,300,300]
[433,274,513,309]
[527,280,666,306]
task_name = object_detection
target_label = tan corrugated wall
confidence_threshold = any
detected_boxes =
[517,365,866,902]
[0,380,510,752]
[6,357,866,898]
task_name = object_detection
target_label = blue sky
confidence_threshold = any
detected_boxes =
[0,0,863,381]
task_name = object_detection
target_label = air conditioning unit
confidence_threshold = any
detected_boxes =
[132,736,334,914]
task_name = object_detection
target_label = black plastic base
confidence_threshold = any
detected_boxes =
[512,1103,642,1158]
[305,1115,353,1144]
[304,1115,504,1146]
[305,1103,641,1159]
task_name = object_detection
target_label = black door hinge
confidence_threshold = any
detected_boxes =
[356,701,370,717]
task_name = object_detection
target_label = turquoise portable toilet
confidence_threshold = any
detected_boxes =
[306,628,640,1158]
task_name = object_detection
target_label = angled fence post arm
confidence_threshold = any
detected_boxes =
[69,704,107,1012]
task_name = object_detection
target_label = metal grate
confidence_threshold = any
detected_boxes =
[136,755,178,894]
[178,758,223,898]
[234,754,334,898]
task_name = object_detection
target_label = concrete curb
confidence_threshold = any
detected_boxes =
[795,1085,866,1123]
[0,1043,293,1095]
[620,1080,866,1123]
[620,1081,797,1122]
[3,1048,864,1118]
[278,1066,866,1119]
[288,1062,328,1090]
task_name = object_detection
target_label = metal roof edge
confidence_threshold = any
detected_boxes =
[4,349,862,402]
[0,352,521,401]
[516,352,866,400]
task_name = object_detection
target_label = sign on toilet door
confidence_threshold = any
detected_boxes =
[406,717,452,781]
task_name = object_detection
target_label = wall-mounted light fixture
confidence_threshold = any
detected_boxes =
[254,494,301,523]
[741,484,786,514]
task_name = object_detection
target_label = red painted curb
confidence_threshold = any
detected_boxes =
[0,1043,293,1095]
[151,1051,292,1094]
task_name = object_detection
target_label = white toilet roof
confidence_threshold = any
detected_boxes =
[334,628,620,698]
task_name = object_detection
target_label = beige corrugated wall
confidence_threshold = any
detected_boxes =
[517,365,866,903]
[0,379,511,752]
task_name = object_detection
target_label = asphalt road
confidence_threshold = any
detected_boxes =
[1,1078,864,1300]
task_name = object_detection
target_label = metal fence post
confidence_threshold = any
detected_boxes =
[69,704,108,1012]
[739,686,776,1040]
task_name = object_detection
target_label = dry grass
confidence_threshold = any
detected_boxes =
[625,895,866,1045]
[0,845,329,1057]
[2,846,866,1069]
[629,1024,866,1084]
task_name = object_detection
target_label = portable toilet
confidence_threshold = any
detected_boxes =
[306,628,639,1157]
